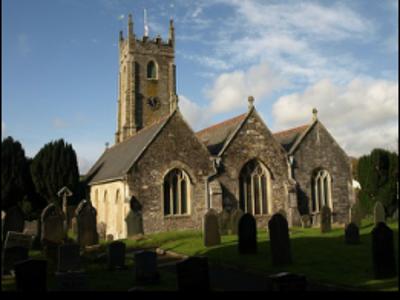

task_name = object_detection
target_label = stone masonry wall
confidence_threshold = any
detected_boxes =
[293,121,352,224]
[217,109,291,229]
[127,112,215,234]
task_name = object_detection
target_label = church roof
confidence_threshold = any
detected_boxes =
[85,115,172,185]
[272,124,309,152]
[196,113,247,155]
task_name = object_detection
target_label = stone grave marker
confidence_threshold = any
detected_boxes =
[268,213,292,266]
[320,206,332,233]
[344,222,360,245]
[108,241,126,270]
[230,208,244,235]
[372,222,397,279]
[57,243,81,272]
[106,234,114,242]
[14,259,47,291]
[2,231,32,275]
[75,200,99,248]
[71,217,78,236]
[2,206,25,241]
[97,222,106,240]
[374,201,385,225]
[203,209,221,247]
[126,211,144,237]
[238,213,257,254]
[134,251,160,284]
[23,220,38,236]
[55,271,88,291]
[277,209,287,219]
[41,203,65,244]
[176,256,210,291]
[268,272,307,291]
[300,215,311,228]
[218,210,230,235]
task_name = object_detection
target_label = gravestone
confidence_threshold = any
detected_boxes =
[57,243,81,272]
[14,259,47,291]
[2,206,25,241]
[75,200,99,247]
[106,234,114,242]
[203,209,221,247]
[268,272,307,291]
[350,203,362,227]
[97,222,106,240]
[277,209,287,219]
[229,208,244,235]
[371,222,397,279]
[268,213,292,266]
[300,215,311,228]
[218,210,230,235]
[55,271,88,291]
[41,203,65,244]
[23,220,38,236]
[2,231,32,275]
[126,211,144,237]
[238,213,257,254]
[373,201,385,225]
[108,241,126,269]
[134,251,159,284]
[344,222,360,245]
[320,206,332,233]
[176,256,210,291]
[71,217,78,236]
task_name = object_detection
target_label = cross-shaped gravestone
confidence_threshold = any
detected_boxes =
[57,186,73,236]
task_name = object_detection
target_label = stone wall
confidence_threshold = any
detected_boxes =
[292,121,352,224]
[216,109,291,229]
[127,112,215,233]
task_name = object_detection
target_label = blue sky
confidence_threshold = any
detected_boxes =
[2,0,398,174]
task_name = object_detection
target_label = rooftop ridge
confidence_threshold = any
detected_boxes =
[196,113,247,137]
[273,124,309,137]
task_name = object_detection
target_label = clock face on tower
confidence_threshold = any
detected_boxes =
[147,97,160,110]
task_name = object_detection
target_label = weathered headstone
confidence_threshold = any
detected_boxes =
[203,209,221,247]
[238,213,257,254]
[14,259,47,291]
[300,215,311,228]
[230,208,244,235]
[41,203,65,244]
[1,231,32,275]
[57,243,81,272]
[55,271,88,291]
[134,251,159,284]
[126,211,144,237]
[106,234,114,242]
[268,272,307,291]
[371,222,397,279]
[350,203,362,227]
[344,222,360,245]
[75,200,99,247]
[97,222,106,240]
[23,220,38,236]
[320,206,332,233]
[268,213,292,266]
[218,210,230,235]
[176,256,210,291]
[373,201,385,225]
[2,206,25,241]
[71,217,78,236]
[108,241,126,270]
[277,209,287,219]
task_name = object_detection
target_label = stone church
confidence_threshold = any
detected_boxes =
[85,15,354,239]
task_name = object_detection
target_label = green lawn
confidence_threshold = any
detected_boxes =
[2,220,398,291]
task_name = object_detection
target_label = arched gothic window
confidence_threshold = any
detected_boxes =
[163,169,190,216]
[147,61,157,79]
[239,159,271,215]
[311,169,332,212]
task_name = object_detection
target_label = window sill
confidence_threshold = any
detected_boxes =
[147,78,158,81]
[163,214,191,219]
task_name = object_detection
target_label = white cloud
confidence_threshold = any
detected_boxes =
[179,95,211,130]
[117,14,125,21]
[52,118,68,129]
[207,62,286,114]
[272,78,399,156]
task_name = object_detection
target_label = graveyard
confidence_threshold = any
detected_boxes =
[1,216,398,291]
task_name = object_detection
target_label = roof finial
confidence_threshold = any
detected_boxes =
[128,13,134,38]
[312,107,318,121]
[248,96,255,110]
[169,18,175,47]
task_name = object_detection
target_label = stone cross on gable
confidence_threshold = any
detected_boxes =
[57,186,73,236]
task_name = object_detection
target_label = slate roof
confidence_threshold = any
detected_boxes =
[272,124,309,152]
[196,114,247,155]
[85,115,171,185]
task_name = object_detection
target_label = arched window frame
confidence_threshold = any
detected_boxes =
[163,168,191,216]
[239,159,272,216]
[146,60,158,80]
[311,169,333,213]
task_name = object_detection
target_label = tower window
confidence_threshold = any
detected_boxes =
[147,61,157,79]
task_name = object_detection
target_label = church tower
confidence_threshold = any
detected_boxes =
[115,14,178,143]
